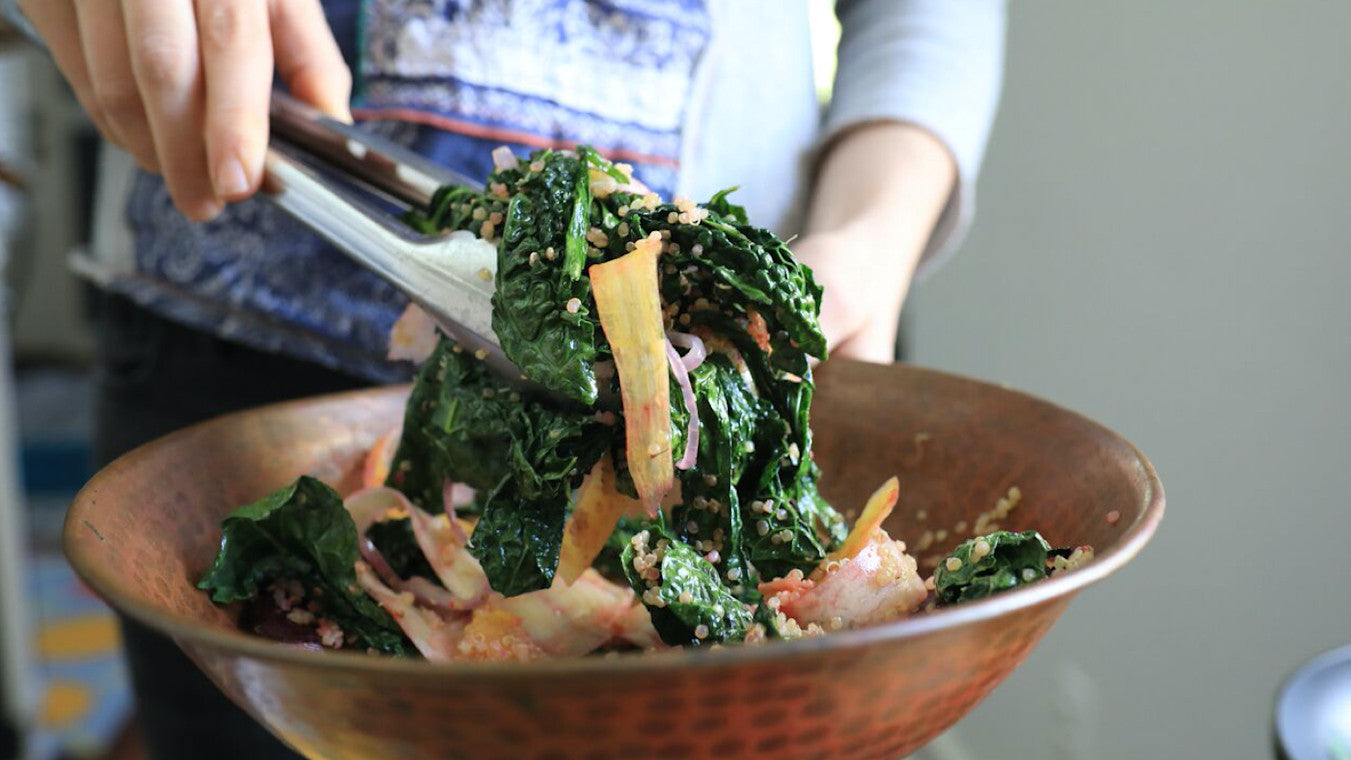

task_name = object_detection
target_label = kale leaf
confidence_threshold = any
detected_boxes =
[668,354,759,590]
[197,476,409,654]
[492,152,599,403]
[388,337,610,596]
[636,195,828,367]
[621,521,752,647]
[468,481,571,598]
[736,370,845,580]
[934,530,1053,605]
[402,185,500,236]
[404,152,600,403]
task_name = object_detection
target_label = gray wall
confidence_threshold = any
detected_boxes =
[910,4,1351,758]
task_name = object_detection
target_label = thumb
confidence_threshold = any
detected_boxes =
[270,0,353,121]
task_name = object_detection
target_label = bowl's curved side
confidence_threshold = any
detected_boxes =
[181,592,1074,760]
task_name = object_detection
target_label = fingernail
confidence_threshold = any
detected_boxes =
[215,156,251,198]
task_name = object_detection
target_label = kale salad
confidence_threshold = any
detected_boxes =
[198,148,1091,659]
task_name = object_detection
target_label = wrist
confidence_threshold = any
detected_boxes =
[805,121,956,267]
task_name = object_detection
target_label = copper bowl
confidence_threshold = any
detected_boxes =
[65,359,1164,760]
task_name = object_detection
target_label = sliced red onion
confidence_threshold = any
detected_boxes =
[359,538,473,611]
[407,500,491,606]
[354,562,464,661]
[359,538,404,589]
[347,486,491,617]
[347,488,410,591]
[491,146,519,171]
[666,330,707,372]
[664,338,699,470]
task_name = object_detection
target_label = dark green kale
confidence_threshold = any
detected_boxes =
[737,372,846,580]
[631,194,828,372]
[704,186,749,223]
[365,518,437,581]
[640,188,842,580]
[664,323,843,582]
[397,150,840,608]
[493,152,599,403]
[933,530,1053,605]
[402,185,500,236]
[668,354,759,590]
[620,521,752,647]
[387,338,610,596]
[405,152,600,403]
[197,476,409,654]
[468,482,573,598]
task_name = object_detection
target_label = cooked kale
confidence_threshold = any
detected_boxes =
[620,522,753,646]
[398,149,840,608]
[197,476,409,654]
[402,184,497,236]
[668,354,757,590]
[387,337,610,596]
[933,530,1053,604]
[638,201,827,373]
[492,153,600,403]
[408,152,600,403]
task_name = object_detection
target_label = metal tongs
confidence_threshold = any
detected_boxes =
[263,92,531,390]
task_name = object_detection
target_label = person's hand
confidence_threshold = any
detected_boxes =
[798,121,957,364]
[18,0,351,221]
[795,229,914,364]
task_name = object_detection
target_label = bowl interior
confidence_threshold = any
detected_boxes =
[64,358,1164,759]
[811,361,1156,565]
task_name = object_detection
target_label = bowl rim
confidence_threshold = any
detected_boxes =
[64,362,1165,679]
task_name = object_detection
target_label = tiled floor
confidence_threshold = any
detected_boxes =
[15,368,132,759]
[26,557,130,759]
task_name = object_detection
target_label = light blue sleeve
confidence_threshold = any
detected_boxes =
[825,0,1008,270]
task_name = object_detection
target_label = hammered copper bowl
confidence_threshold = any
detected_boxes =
[65,359,1163,760]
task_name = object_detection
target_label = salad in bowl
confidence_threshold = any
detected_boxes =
[197,147,1090,660]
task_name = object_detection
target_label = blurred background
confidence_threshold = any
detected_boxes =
[908,3,1351,758]
[0,2,1348,759]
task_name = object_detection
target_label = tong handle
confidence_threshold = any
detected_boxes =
[269,91,482,206]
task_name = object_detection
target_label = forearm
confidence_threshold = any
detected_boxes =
[792,122,956,362]
[825,0,1006,266]
[805,121,956,278]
